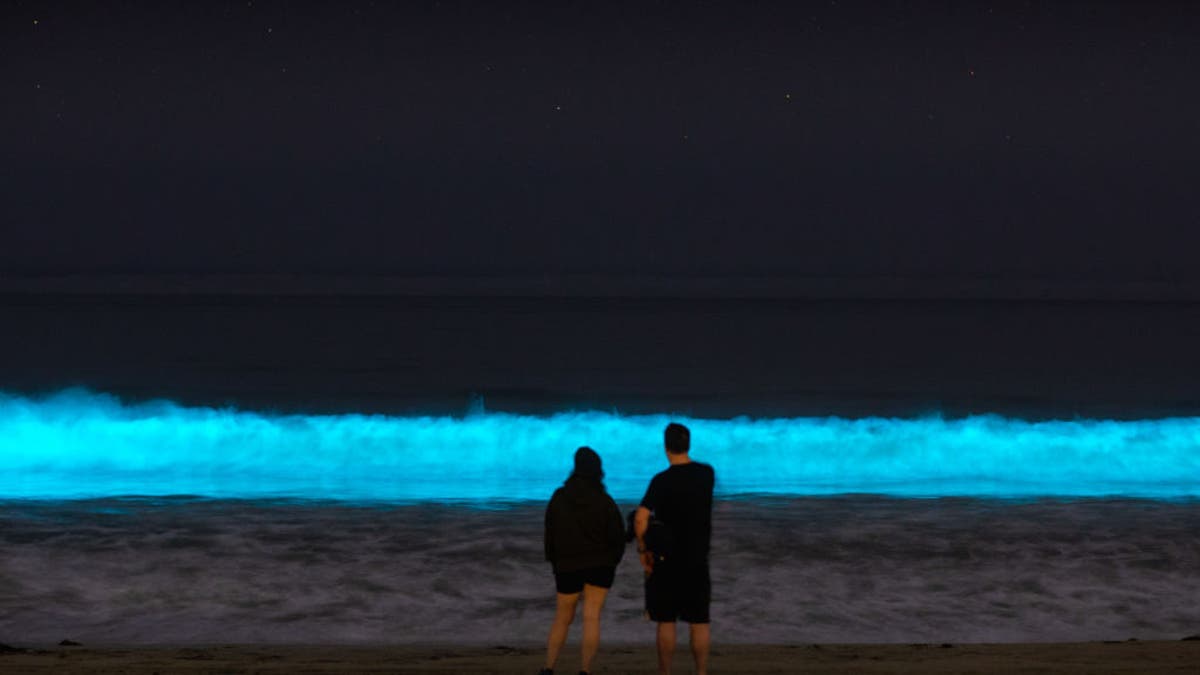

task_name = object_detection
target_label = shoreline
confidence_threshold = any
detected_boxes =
[3,640,1198,673]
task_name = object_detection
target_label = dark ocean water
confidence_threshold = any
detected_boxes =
[1,295,1198,644]
[4,294,1200,418]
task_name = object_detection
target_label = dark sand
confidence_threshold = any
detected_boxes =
[2,641,1198,674]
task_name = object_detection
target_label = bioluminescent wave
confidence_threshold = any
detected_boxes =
[2,390,1198,501]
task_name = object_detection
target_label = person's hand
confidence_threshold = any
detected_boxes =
[639,550,654,575]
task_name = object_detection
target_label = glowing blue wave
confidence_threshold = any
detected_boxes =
[1,390,1198,501]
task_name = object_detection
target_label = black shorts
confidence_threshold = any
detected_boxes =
[645,561,710,624]
[554,566,616,594]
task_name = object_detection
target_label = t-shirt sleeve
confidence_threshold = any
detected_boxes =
[640,474,661,511]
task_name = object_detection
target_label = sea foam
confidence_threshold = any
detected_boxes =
[2,389,1198,500]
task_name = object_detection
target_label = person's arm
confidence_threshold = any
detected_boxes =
[608,498,626,564]
[544,495,555,562]
[634,506,653,574]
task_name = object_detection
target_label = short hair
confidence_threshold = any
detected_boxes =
[664,422,690,455]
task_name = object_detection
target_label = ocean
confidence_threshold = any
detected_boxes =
[1,294,1198,644]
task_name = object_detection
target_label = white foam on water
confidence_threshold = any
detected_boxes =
[0,497,1196,644]
[2,389,1199,501]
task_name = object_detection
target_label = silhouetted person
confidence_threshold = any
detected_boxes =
[540,446,626,675]
[635,423,715,675]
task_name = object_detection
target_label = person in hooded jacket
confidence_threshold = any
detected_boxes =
[538,446,626,675]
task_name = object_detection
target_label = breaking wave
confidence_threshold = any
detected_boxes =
[2,390,1198,500]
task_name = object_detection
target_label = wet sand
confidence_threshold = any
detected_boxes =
[3,640,1198,673]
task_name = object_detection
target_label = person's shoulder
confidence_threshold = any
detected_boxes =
[689,461,715,484]
[641,470,668,505]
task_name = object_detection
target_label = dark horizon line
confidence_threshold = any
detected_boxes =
[3,272,1200,303]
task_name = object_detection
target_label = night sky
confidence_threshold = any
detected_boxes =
[4,1,1199,284]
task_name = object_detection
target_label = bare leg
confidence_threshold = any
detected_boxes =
[544,592,580,670]
[579,584,609,673]
[656,622,676,674]
[689,622,710,675]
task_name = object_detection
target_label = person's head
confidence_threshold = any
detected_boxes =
[664,422,690,455]
[571,445,604,481]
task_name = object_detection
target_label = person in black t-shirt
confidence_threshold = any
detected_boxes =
[634,423,715,675]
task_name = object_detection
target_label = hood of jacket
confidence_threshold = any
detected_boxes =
[545,475,625,571]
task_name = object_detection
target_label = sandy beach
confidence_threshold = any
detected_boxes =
[3,640,1198,674]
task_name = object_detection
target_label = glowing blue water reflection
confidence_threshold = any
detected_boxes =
[2,390,1198,500]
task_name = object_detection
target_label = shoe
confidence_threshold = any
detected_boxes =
[536,669,553,675]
